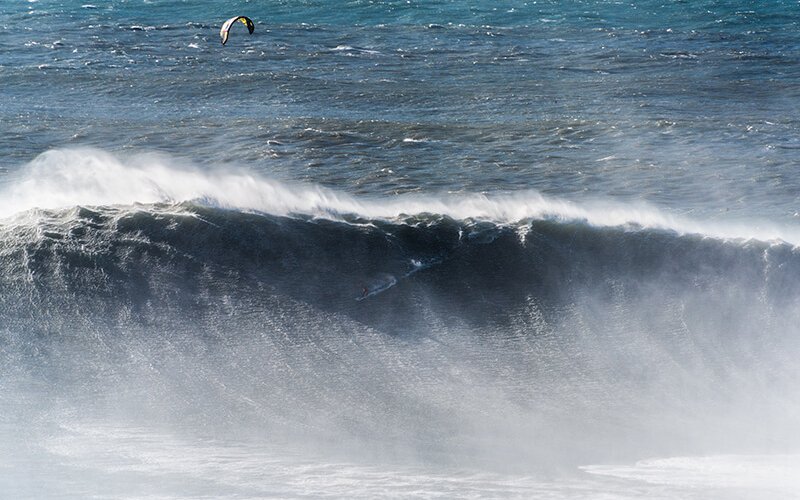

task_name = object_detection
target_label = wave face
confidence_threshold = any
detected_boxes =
[2,151,800,497]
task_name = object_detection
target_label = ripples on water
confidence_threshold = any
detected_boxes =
[2,1,799,217]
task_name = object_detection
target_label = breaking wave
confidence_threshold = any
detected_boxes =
[2,149,800,490]
[3,148,798,244]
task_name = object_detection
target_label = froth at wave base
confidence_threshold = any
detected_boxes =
[2,148,800,498]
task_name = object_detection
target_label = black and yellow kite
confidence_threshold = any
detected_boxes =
[220,16,255,45]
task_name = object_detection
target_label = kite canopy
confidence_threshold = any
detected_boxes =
[220,16,254,45]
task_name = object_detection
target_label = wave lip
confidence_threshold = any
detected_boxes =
[2,148,799,246]
[0,148,363,222]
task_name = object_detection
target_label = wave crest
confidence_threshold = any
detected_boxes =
[2,148,797,245]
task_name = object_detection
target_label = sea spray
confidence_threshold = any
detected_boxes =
[3,148,799,246]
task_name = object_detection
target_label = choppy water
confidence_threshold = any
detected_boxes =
[2,1,800,498]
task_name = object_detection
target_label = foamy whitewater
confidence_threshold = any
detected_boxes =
[2,1,800,499]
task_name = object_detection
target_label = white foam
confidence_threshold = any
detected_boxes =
[582,454,800,492]
[2,148,798,245]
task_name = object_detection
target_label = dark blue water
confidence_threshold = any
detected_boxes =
[2,1,800,498]
[3,1,800,213]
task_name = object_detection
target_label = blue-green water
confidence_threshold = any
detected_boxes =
[2,1,800,498]
[3,1,799,213]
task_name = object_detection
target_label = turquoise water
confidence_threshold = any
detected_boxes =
[2,1,800,498]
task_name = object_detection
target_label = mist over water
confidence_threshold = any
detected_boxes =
[3,1,800,498]
[2,150,800,498]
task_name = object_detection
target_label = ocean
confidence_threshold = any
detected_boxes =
[2,1,800,498]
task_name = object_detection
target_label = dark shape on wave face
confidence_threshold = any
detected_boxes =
[220,15,255,45]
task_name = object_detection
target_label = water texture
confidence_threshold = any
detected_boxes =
[2,1,800,498]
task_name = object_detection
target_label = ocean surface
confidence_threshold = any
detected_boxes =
[2,1,800,498]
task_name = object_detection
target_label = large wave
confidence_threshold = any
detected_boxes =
[2,149,800,495]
